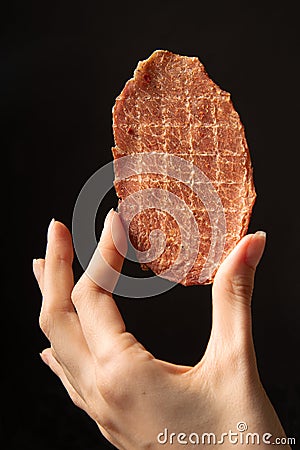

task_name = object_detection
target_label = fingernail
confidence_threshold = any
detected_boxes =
[47,218,55,241]
[33,258,41,279]
[39,352,49,365]
[245,231,266,268]
[103,208,114,230]
[255,230,267,239]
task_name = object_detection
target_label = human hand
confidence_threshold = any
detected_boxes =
[33,210,290,449]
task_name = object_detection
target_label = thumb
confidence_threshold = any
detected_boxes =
[211,231,266,344]
[83,209,128,294]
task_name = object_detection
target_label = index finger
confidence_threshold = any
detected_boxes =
[72,210,128,354]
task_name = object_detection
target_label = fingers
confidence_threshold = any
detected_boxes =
[41,348,123,449]
[38,220,93,389]
[211,231,266,345]
[43,219,74,313]
[40,349,87,408]
[34,212,129,387]
[72,210,127,357]
[83,209,127,293]
[33,258,45,292]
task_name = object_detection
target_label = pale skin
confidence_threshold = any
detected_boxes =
[33,210,291,449]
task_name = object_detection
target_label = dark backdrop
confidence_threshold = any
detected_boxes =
[2,1,299,449]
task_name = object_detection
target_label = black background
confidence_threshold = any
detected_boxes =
[2,1,300,449]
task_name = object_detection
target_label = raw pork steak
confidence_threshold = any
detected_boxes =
[112,50,256,285]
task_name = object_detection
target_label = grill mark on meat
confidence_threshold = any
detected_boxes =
[112,50,256,285]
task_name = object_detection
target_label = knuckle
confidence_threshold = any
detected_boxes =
[96,372,129,406]
[94,333,152,406]
[228,273,254,303]
[71,282,86,307]
[95,359,134,406]
[69,391,83,409]
[39,312,52,336]
[95,333,139,370]
[94,410,116,434]
[78,387,116,432]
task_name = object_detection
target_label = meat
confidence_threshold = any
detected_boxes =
[112,50,256,286]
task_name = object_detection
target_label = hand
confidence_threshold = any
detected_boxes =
[33,210,290,449]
